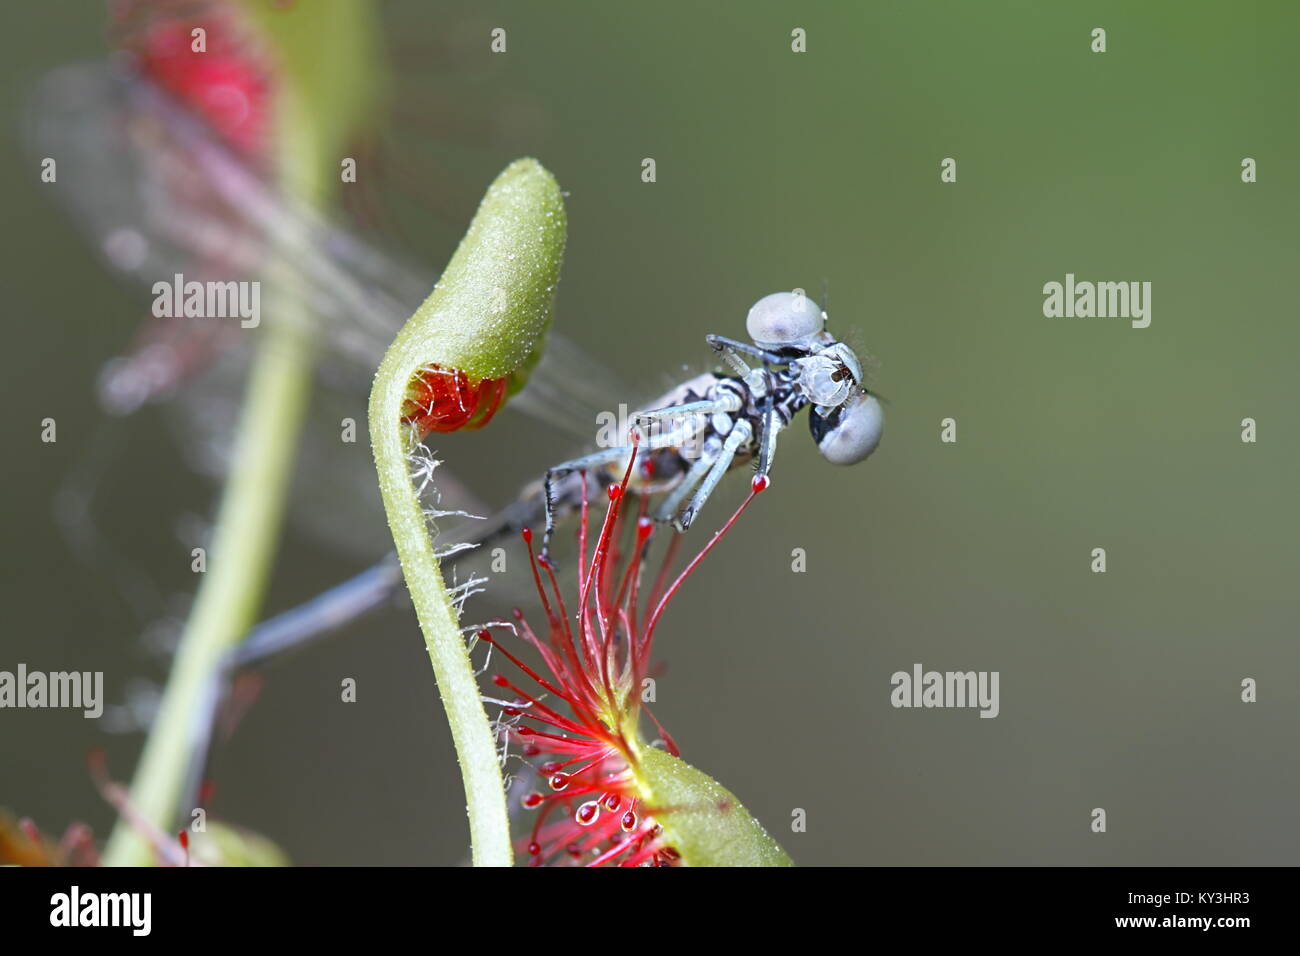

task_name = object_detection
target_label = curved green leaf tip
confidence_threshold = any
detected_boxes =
[635,747,794,867]
[382,157,567,388]
[367,157,566,866]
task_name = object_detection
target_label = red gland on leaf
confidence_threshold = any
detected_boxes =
[401,365,508,435]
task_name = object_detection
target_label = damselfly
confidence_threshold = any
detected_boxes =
[32,59,889,622]
[229,290,884,667]
[540,291,884,555]
[29,41,885,821]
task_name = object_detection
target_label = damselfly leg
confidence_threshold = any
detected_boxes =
[676,418,755,531]
[704,333,790,370]
[539,422,692,559]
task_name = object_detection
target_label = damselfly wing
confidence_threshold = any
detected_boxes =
[26,59,628,558]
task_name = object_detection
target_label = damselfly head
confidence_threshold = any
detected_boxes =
[740,290,883,464]
[798,341,863,408]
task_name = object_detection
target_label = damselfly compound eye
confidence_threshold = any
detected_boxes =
[809,391,883,465]
[745,291,825,349]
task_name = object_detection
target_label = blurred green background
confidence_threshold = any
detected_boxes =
[2,0,1298,865]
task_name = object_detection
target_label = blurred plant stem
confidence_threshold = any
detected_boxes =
[101,0,382,864]
[103,167,320,866]
[101,289,312,866]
